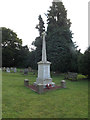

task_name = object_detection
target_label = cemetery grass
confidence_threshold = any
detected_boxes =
[2,72,88,118]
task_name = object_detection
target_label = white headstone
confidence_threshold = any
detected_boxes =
[2,67,6,71]
[6,67,10,73]
[14,67,17,73]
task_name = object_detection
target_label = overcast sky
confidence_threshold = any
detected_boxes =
[0,0,89,53]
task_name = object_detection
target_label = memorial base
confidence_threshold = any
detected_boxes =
[34,61,55,88]
[34,81,55,88]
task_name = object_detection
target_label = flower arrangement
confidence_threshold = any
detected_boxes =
[46,84,52,89]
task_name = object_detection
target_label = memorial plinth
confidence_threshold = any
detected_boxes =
[34,32,55,88]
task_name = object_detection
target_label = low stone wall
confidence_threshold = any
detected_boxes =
[65,72,77,81]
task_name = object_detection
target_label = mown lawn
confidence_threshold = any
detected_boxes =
[2,71,88,118]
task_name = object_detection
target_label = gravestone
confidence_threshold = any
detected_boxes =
[10,67,13,72]
[65,72,77,81]
[28,67,32,72]
[6,67,10,73]
[34,32,55,88]
[24,68,28,75]
[2,67,6,71]
[14,67,17,73]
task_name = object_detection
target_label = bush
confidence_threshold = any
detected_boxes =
[77,74,87,80]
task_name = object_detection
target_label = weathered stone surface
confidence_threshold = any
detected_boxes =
[14,67,17,73]
[37,84,44,94]
[28,67,32,72]
[65,72,77,81]
[2,67,6,71]
[24,68,28,75]
[10,67,13,72]
[24,79,29,86]
[61,80,66,88]
[6,67,10,73]
[37,61,51,82]
[34,32,55,88]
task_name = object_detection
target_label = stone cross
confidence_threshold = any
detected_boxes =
[42,32,47,62]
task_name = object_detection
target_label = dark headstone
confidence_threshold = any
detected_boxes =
[28,67,32,72]
[65,72,77,81]
[24,68,28,75]
[33,72,35,75]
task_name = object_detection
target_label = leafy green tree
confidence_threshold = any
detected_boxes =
[2,27,30,67]
[15,45,30,68]
[2,27,22,48]
[2,27,22,67]
[27,50,36,69]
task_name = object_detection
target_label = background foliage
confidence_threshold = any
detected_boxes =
[1,1,90,78]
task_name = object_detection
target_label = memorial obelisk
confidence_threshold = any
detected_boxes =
[34,32,55,88]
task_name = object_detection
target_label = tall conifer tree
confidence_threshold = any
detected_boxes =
[46,1,78,72]
[32,1,78,72]
[32,15,45,65]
